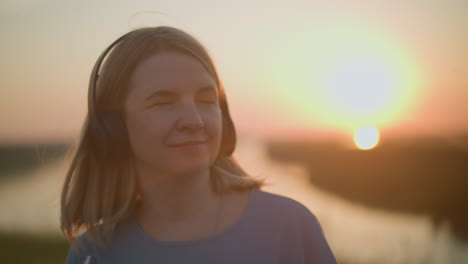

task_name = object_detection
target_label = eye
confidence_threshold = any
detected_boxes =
[200,100,217,104]
[152,101,172,107]
[199,96,219,104]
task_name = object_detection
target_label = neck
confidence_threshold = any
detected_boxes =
[135,162,220,225]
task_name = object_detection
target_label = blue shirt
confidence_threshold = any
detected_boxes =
[65,188,337,264]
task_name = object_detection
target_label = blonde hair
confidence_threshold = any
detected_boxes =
[60,26,265,251]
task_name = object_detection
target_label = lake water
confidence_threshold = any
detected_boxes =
[0,137,467,263]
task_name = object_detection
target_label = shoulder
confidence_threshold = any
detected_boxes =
[253,190,337,263]
[65,232,97,264]
[65,217,141,263]
[249,188,323,235]
[64,221,125,263]
[254,188,318,221]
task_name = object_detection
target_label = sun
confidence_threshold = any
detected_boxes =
[354,125,380,150]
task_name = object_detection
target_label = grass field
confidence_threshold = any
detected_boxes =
[0,231,356,264]
[0,232,69,264]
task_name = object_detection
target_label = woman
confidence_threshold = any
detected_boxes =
[62,26,337,264]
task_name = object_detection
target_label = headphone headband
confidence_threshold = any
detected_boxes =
[89,32,133,160]
[91,32,133,114]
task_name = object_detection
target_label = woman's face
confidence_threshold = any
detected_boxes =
[123,51,223,177]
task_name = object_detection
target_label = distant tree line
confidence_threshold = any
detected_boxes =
[0,143,69,180]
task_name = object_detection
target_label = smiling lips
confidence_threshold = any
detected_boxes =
[169,140,206,147]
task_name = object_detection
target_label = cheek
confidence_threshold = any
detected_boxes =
[203,108,223,137]
[209,111,224,157]
[125,111,169,153]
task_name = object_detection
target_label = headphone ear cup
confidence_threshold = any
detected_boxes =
[100,112,130,160]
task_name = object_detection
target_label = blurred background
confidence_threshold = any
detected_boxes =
[1,0,467,263]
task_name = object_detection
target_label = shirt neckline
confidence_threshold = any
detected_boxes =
[130,188,259,247]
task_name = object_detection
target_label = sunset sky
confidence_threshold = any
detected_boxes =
[1,0,467,144]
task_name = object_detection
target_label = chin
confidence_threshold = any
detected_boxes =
[170,159,212,176]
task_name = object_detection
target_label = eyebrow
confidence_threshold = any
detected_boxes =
[145,86,217,102]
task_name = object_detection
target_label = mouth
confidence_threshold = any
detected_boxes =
[168,140,206,147]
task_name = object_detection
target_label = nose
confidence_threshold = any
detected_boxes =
[176,102,205,131]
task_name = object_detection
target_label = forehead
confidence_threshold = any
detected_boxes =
[127,51,217,99]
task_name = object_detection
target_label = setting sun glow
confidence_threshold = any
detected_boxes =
[268,18,423,134]
[354,125,380,150]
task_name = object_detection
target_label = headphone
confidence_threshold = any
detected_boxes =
[88,32,133,162]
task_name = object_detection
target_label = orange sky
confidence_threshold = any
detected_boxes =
[1,1,467,144]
